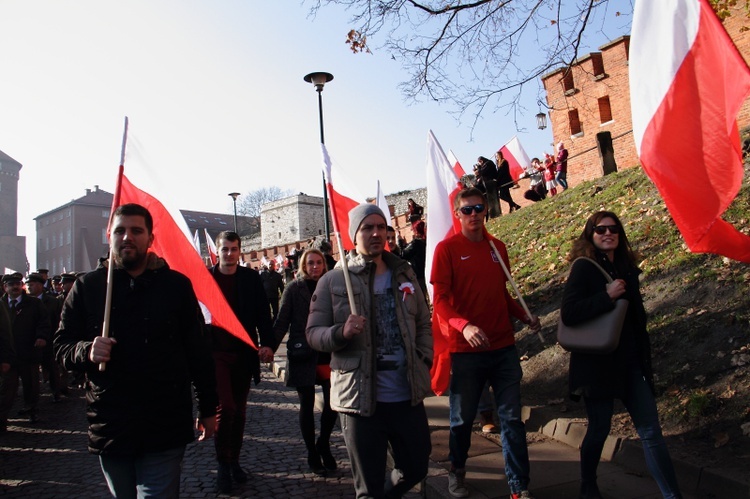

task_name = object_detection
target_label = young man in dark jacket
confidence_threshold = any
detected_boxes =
[55,203,218,498]
[209,230,275,493]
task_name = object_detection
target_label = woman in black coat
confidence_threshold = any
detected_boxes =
[273,249,337,475]
[560,211,681,499]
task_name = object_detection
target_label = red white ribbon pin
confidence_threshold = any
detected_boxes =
[399,282,415,302]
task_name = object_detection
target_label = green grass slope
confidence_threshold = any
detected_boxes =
[486,162,750,472]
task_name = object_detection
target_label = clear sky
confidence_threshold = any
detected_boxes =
[0,0,629,269]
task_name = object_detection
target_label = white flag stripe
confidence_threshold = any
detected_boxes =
[425,130,461,301]
[630,0,699,154]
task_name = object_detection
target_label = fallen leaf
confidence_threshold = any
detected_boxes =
[713,432,730,448]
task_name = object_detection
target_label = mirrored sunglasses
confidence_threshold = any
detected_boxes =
[458,204,486,215]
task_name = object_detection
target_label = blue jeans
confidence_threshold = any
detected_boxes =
[449,346,530,493]
[555,170,568,189]
[582,368,681,499]
[99,446,185,498]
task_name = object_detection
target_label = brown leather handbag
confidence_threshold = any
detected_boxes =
[557,257,629,354]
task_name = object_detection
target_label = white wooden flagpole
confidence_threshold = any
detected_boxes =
[99,117,129,371]
[488,239,545,344]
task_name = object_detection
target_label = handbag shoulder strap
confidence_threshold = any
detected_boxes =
[571,256,613,283]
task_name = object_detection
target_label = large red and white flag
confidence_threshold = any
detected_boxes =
[426,130,465,395]
[114,129,255,347]
[204,228,218,266]
[631,0,750,262]
[499,136,531,182]
[321,144,364,250]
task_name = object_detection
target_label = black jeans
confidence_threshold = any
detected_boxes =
[340,401,431,498]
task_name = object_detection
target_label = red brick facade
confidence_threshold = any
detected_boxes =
[540,4,750,190]
[541,36,637,189]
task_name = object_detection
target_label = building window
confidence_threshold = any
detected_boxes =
[568,109,583,136]
[45,238,49,251]
[102,210,109,218]
[598,96,613,123]
[102,228,108,244]
[562,70,576,95]
[67,209,71,218]
[66,228,71,245]
[59,233,64,247]
[591,53,605,78]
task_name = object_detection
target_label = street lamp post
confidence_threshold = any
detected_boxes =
[304,71,334,240]
[228,192,240,233]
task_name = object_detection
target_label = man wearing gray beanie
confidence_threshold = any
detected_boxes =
[307,203,433,497]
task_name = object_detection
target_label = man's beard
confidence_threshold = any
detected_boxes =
[115,249,146,270]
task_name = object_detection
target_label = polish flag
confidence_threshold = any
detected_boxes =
[113,126,255,347]
[204,228,218,266]
[376,180,391,224]
[321,144,364,251]
[631,0,750,262]
[426,130,465,395]
[499,136,531,181]
[446,150,467,178]
[192,230,200,253]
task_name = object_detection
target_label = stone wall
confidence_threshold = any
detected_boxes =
[260,194,325,248]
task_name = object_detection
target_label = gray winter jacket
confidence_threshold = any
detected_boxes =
[306,251,433,417]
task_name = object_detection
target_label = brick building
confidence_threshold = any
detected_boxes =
[541,36,635,188]
[540,4,750,189]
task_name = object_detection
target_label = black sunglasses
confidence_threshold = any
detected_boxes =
[593,224,620,235]
[458,204,486,215]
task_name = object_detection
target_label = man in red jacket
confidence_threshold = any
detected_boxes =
[431,187,540,499]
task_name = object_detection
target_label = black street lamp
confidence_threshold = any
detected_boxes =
[228,192,240,233]
[536,100,549,130]
[304,71,334,240]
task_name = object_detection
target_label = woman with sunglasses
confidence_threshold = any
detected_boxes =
[560,211,682,499]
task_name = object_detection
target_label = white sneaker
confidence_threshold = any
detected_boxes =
[448,468,469,498]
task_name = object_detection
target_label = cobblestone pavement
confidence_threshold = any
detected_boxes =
[0,369,418,498]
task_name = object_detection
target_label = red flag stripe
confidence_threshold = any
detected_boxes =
[117,173,256,347]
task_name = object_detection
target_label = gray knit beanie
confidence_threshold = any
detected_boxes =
[348,204,387,243]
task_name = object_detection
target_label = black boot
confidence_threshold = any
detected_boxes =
[307,450,326,475]
[231,461,247,483]
[580,480,603,499]
[316,439,337,471]
[216,462,232,494]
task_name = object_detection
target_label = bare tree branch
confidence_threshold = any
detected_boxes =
[306,0,633,133]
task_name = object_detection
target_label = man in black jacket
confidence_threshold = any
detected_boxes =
[55,203,218,498]
[0,272,50,424]
[209,230,275,493]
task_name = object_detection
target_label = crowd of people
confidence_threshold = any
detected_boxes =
[516,141,569,203]
[0,171,684,498]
